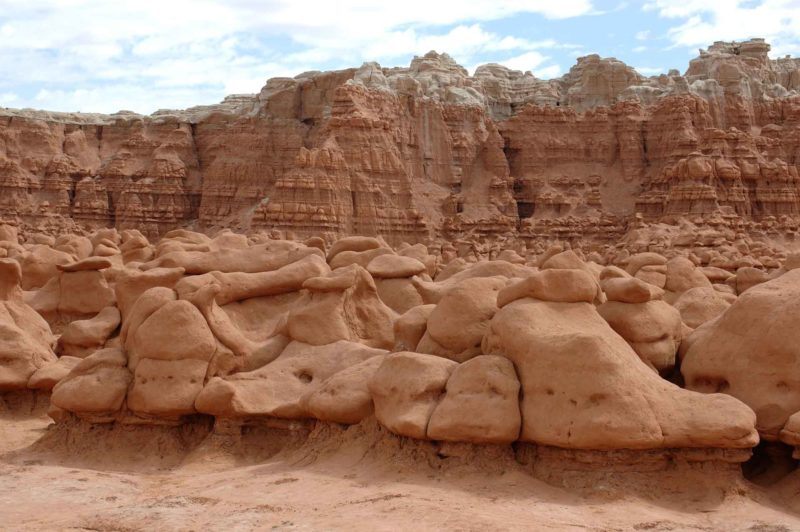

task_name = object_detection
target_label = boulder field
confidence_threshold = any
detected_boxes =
[3,225,800,465]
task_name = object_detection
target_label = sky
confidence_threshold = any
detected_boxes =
[1,0,799,114]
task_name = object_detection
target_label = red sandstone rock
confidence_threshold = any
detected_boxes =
[1,38,797,245]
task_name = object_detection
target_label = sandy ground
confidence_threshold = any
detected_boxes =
[2,407,800,532]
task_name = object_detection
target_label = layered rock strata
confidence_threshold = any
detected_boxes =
[1,39,799,245]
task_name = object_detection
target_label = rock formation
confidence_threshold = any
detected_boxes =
[3,39,800,521]
[0,38,798,248]
[4,226,794,459]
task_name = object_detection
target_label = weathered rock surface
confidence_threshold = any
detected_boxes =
[682,270,800,440]
[0,259,56,390]
[2,38,799,245]
[8,39,800,481]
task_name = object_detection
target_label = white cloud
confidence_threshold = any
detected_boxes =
[635,66,666,75]
[30,85,226,114]
[0,0,596,113]
[636,30,651,40]
[0,92,18,105]
[497,52,562,79]
[501,51,550,72]
[533,64,563,79]
[645,0,800,53]
[633,45,648,52]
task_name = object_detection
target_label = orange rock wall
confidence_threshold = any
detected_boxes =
[2,39,800,243]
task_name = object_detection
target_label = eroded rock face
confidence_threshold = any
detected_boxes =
[483,296,757,450]
[3,228,788,463]
[6,39,800,467]
[427,355,521,444]
[682,270,800,440]
[2,38,799,245]
[368,351,457,440]
[0,259,56,390]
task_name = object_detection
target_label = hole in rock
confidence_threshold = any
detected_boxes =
[742,441,798,486]
[690,376,729,393]
[297,371,313,384]
[588,393,606,404]
[517,202,534,219]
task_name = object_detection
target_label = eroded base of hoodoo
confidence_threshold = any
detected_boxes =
[8,412,765,498]
[0,390,50,418]
[517,444,752,494]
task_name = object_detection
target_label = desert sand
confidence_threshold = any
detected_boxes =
[1,405,799,531]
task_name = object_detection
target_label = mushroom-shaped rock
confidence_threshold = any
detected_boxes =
[427,355,521,444]
[127,358,209,416]
[372,276,425,315]
[393,304,435,352]
[304,354,387,425]
[58,306,121,358]
[483,296,757,450]
[114,267,185,319]
[665,257,713,295]
[597,300,683,373]
[682,269,800,440]
[417,276,506,362]
[601,276,664,304]
[367,254,426,279]
[779,411,800,458]
[287,265,395,349]
[368,351,457,440]
[498,269,597,307]
[27,356,81,390]
[196,340,385,418]
[127,300,216,368]
[673,287,731,329]
[0,259,57,390]
[367,254,427,314]
[326,236,383,262]
[50,348,131,419]
[56,256,113,273]
[625,252,667,276]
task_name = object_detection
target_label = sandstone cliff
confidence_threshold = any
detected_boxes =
[1,38,799,243]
